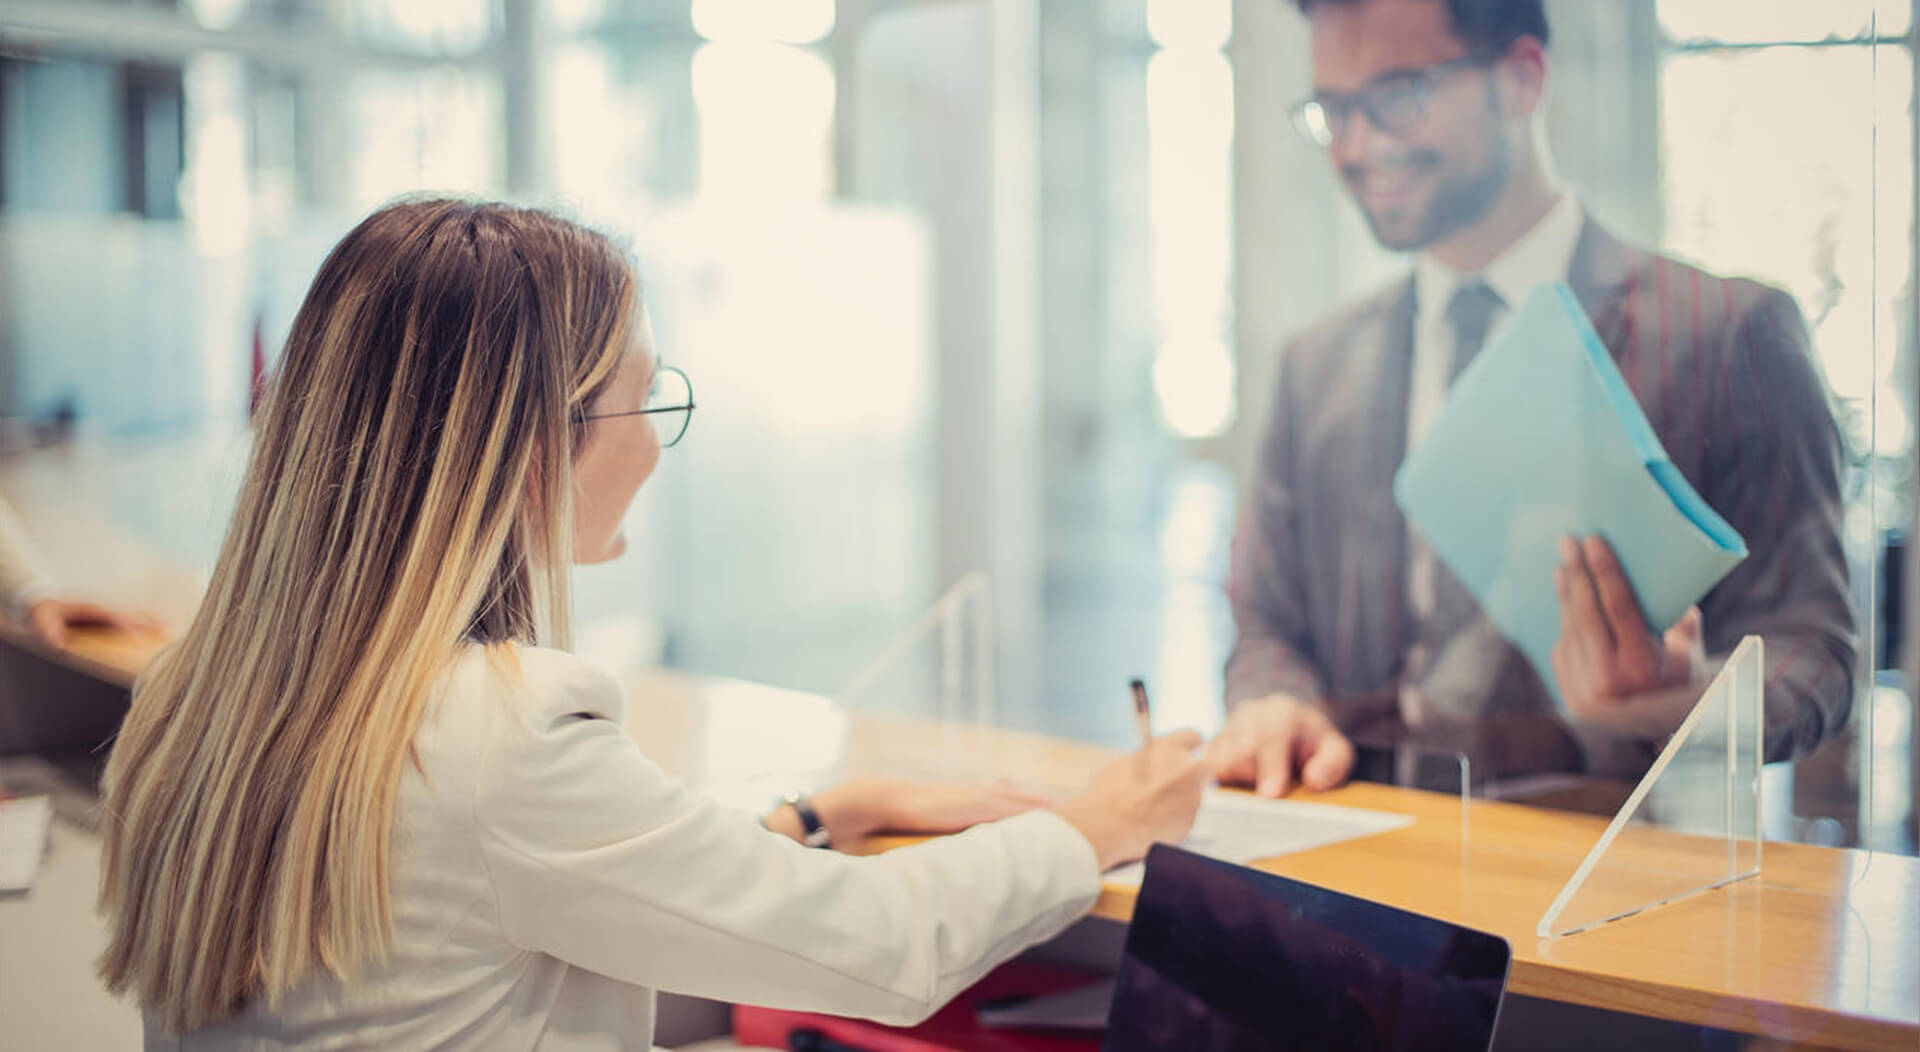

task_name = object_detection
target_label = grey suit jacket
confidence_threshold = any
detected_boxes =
[1226,218,1856,779]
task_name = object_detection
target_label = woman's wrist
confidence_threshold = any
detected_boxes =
[763,802,808,843]
[1049,798,1129,872]
[765,782,884,845]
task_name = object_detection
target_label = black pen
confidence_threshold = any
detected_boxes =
[1130,678,1153,750]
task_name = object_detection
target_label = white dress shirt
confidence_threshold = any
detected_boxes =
[1405,193,1586,620]
[145,645,1101,1051]
[0,496,54,620]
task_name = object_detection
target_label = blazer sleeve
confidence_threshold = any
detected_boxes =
[1699,285,1857,761]
[1224,342,1329,709]
[469,662,1101,1027]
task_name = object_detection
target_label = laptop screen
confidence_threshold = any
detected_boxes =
[1104,844,1510,1052]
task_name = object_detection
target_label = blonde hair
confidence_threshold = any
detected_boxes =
[98,199,636,1032]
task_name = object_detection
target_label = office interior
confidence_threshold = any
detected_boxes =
[0,0,1916,1049]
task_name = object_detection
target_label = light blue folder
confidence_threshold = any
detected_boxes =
[1392,281,1747,702]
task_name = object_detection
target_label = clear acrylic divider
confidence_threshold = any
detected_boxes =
[1537,636,1765,938]
[1348,739,1474,842]
[834,573,1004,782]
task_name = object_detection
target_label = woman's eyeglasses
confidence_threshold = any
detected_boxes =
[578,365,696,448]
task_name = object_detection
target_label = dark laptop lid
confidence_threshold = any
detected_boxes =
[1103,844,1510,1052]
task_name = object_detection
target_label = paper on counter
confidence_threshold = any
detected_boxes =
[1105,789,1412,887]
[0,795,54,893]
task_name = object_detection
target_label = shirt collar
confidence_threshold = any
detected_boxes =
[1413,191,1585,321]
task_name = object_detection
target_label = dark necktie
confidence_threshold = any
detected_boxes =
[1446,281,1504,383]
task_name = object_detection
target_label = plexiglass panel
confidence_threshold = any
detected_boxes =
[1538,636,1764,938]
[835,573,1002,779]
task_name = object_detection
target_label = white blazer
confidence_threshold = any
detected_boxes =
[145,646,1101,1050]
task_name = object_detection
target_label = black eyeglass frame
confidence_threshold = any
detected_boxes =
[1289,54,1494,148]
[577,364,697,448]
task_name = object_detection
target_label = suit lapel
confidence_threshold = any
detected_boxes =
[1566,217,1644,357]
[1352,280,1417,681]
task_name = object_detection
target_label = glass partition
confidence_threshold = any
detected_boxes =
[1228,0,1914,865]
[1,0,1912,865]
[1538,636,1765,937]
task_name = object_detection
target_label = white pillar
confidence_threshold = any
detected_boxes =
[502,0,550,198]
[986,0,1046,711]
[1543,0,1663,244]
[1230,0,1345,483]
[846,1,1048,715]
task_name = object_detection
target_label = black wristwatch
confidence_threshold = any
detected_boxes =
[781,791,832,849]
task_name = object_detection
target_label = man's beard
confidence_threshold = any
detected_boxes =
[1351,135,1512,253]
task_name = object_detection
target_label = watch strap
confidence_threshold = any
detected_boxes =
[782,791,832,849]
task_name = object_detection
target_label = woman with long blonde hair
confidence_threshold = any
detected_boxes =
[98,199,1204,1050]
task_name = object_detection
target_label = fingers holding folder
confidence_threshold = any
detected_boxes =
[1553,534,1710,736]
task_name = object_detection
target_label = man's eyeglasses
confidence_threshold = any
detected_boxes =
[1290,55,1489,148]
[578,365,696,448]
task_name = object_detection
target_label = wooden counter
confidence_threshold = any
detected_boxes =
[619,670,1919,1052]
[7,439,1916,1050]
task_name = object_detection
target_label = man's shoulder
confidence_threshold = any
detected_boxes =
[1602,234,1803,335]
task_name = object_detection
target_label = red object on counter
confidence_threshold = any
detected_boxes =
[732,961,1105,1052]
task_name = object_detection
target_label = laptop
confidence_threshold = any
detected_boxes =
[1101,844,1510,1051]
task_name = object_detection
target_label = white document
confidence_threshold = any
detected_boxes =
[1105,789,1413,887]
[0,795,54,893]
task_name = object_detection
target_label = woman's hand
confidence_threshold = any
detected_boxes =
[769,778,1055,846]
[1051,731,1208,871]
[26,598,157,650]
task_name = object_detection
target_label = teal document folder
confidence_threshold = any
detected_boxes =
[1392,281,1747,701]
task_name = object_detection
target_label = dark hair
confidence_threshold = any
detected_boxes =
[1293,0,1550,55]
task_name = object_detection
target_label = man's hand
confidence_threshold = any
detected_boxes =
[1205,695,1354,798]
[1553,536,1708,735]
[26,598,155,650]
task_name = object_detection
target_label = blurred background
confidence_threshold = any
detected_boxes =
[0,0,1913,852]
